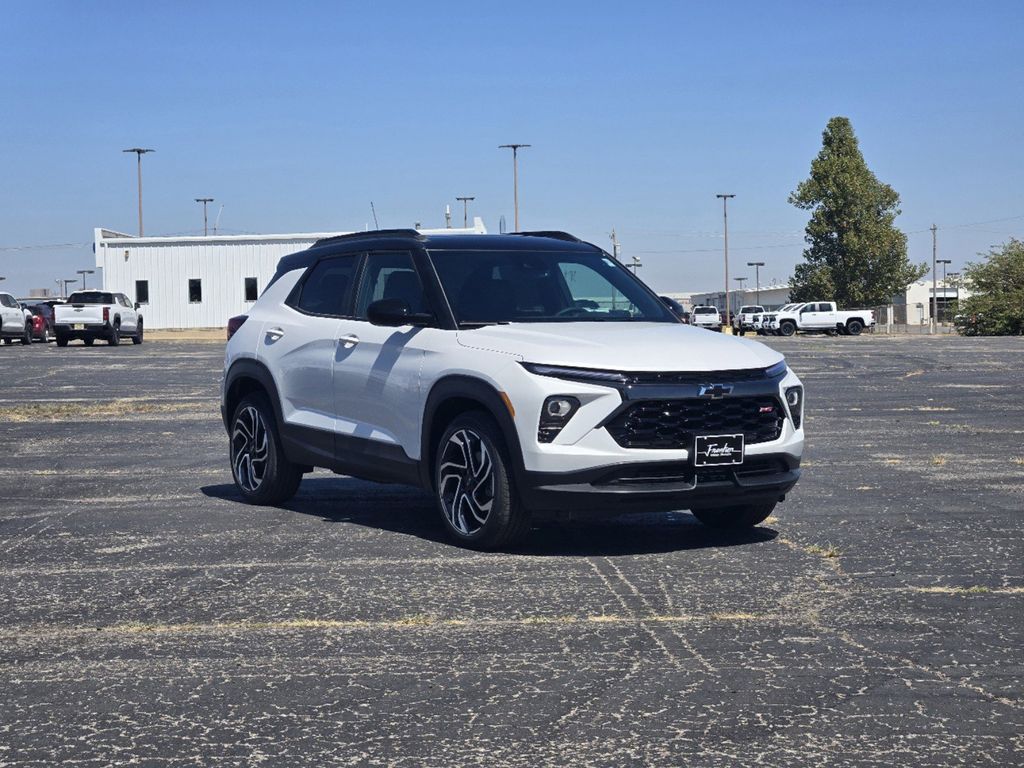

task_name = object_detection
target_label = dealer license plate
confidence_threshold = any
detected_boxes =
[694,434,745,466]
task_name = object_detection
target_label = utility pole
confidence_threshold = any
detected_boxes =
[930,223,938,334]
[456,196,475,229]
[76,269,95,289]
[747,261,765,305]
[499,144,530,231]
[195,198,214,236]
[629,255,643,273]
[123,148,155,236]
[610,228,621,261]
[937,258,952,325]
[717,194,736,329]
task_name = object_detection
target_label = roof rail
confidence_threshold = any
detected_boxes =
[511,231,582,243]
[312,228,423,248]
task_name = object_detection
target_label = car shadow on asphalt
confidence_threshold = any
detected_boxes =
[201,477,778,557]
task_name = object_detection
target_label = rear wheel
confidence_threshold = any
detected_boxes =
[56,332,69,347]
[435,412,529,550]
[21,324,32,345]
[691,502,777,530]
[42,325,53,342]
[109,324,120,346]
[83,337,95,346]
[230,393,302,505]
[132,321,144,344]
[779,321,796,336]
[846,319,863,336]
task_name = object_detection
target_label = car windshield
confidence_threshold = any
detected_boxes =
[428,249,676,326]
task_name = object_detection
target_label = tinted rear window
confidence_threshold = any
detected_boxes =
[68,292,114,304]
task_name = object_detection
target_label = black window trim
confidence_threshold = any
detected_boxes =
[188,279,203,304]
[353,248,433,323]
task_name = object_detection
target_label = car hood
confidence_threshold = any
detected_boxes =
[456,322,783,371]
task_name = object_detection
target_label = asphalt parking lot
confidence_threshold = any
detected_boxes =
[1,335,1021,766]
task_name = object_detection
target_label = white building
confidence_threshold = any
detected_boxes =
[93,220,486,329]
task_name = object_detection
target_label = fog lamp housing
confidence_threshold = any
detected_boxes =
[785,386,803,430]
[538,396,581,443]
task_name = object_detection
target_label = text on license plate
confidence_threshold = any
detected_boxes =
[694,434,745,466]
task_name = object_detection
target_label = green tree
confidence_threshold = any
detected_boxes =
[955,240,1024,336]
[789,117,925,306]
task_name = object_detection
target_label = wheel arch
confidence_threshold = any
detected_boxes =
[223,358,284,434]
[421,375,525,491]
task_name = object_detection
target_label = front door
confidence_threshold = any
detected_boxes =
[332,250,431,461]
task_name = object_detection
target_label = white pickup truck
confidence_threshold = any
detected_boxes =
[732,305,765,336]
[53,290,144,347]
[768,301,874,337]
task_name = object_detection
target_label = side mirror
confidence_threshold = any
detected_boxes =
[366,298,433,328]
[134,302,141,310]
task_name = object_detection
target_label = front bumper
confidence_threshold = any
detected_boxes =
[518,453,800,517]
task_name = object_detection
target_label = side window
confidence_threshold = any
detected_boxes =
[0,294,12,308]
[136,280,149,305]
[292,254,359,316]
[355,251,428,319]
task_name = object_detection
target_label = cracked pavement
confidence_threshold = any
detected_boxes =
[0,336,1021,766]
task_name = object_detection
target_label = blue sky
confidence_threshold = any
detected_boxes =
[1,1,1022,298]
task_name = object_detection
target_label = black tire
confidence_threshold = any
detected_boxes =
[779,321,796,337]
[691,502,777,530]
[230,392,302,505]
[846,319,863,336]
[2,338,10,345]
[109,324,120,346]
[434,411,530,550]
[132,321,144,344]
[83,337,95,346]
[42,325,53,343]
[56,333,69,347]
[21,324,32,345]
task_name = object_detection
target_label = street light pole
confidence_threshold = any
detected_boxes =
[62,278,78,297]
[937,258,952,324]
[456,196,475,229]
[76,269,95,289]
[123,148,155,236]
[499,144,530,231]
[747,261,765,305]
[717,194,736,328]
[930,223,938,333]
[195,198,214,236]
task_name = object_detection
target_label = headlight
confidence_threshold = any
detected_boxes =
[766,360,787,378]
[521,363,629,386]
[785,386,803,429]
[538,396,580,443]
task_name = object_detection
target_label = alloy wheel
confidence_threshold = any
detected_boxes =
[438,428,496,535]
[232,405,269,492]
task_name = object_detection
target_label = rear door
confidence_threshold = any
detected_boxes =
[259,253,360,442]
[0,294,21,334]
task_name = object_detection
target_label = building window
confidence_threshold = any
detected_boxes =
[244,277,258,302]
[188,279,202,303]
[136,280,149,305]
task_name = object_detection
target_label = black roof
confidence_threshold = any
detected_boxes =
[273,230,600,283]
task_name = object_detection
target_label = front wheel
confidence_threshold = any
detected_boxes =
[691,502,777,530]
[21,325,32,345]
[435,412,529,550]
[779,321,796,337]
[230,393,302,505]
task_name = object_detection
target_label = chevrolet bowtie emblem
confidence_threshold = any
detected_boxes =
[698,383,733,399]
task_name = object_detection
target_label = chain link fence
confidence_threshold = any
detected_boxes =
[871,305,957,334]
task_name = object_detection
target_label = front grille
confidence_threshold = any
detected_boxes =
[605,396,785,449]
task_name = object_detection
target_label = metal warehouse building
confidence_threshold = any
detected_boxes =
[93,221,486,329]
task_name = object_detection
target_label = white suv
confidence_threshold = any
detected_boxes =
[222,231,804,549]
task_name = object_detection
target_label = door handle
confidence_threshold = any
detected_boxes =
[339,334,360,347]
[266,327,285,340]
